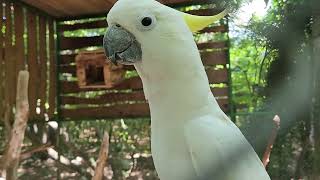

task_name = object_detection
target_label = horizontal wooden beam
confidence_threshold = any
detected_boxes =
[60,35,226,51]
[61,91,146,105]
[60,20,227,34]
[61,76,143,94]
[207,69,229,84]
[61,103,150,119]
[60,50,227,67]
[60,35,103,50]
[59,68,227,94]
[60,87,228,105]
[186,8,224,16]
[60,99,229,119]
[56,3,220,21]
[201,50,228,66]
[200,25,228,34]
[60,19,108,31]
[60,54,76,65]
[197,41,227,50]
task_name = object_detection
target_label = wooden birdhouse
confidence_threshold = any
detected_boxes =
[76,49,126,89]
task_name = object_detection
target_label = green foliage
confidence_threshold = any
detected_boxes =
[230,37,272,112]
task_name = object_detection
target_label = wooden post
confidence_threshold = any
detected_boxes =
[262,115,280,168]
[92,132,110,180]
[0,71,29,180]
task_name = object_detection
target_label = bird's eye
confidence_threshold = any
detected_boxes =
[137,14,156,31]
[141,17,152,26]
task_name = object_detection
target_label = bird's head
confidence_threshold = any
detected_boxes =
[103,0,228,67]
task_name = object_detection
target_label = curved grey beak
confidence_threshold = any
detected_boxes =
[103,25,142,65]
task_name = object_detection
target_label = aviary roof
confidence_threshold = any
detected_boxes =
[20,0,200,18]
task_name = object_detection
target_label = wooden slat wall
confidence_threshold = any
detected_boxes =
[0,1,57,122]
[58,7,230,120]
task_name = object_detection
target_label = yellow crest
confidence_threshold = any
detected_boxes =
[182,9,228,33]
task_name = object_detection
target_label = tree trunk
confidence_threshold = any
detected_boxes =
[311,5,320,179]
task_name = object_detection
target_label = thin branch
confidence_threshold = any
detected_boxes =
[20,143,53,161]
[258,48,270,85]
[92,132,110,180]
[262,115,281,168]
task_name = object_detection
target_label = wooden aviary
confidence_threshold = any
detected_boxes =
[76,49,125,89]
[58,8,231,120]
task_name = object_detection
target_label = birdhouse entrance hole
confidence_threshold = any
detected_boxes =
[85,65,105,86]
[76,49,125,89]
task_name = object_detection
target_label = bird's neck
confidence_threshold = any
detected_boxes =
[135,57,217,124]
[134,35,222,123]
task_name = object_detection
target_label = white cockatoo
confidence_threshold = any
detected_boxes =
[103,0,271,179]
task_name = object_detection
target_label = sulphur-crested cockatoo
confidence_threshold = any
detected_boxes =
[103,0,271,179]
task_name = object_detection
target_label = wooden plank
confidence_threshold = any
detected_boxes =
[207,69,228,84]
[27,11,38,119]
[59,64,134,76]
[212,87,229,98]
[39,16,47,117]
[60,35,103,50]
[217,98,229,112]
[59,42,227,66]
[60,53,136,69]
[186,8,224,16]
[60,19,107,31]
[60,38,225,52]
[60,99,229,119]
[201,51,227,66]
[200,25,228,34]
[61,103,150,119]
[20,0,69,17]
[60,65,76,75]
[197,42,227,50]
[61,87,228,105]
[21,0,209,18]
[61,76,143,94]
[48,19,56,118]
[21,0,114,18]
[4,2,16,115]
[60,68,227,94]
[59,51,227,79]
[7,3,25,120]
[60,54,76,65]
[0,0,4,118]
[61,91,146,105]
[14,4,25,73]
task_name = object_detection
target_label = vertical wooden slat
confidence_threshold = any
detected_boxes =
[0,0,4,119]
[14,3,25,110]
[4,2,15,116]
[27,11,38,119]
[14,4,25,73]
[39,16,47,118]
[48,19,56,118]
